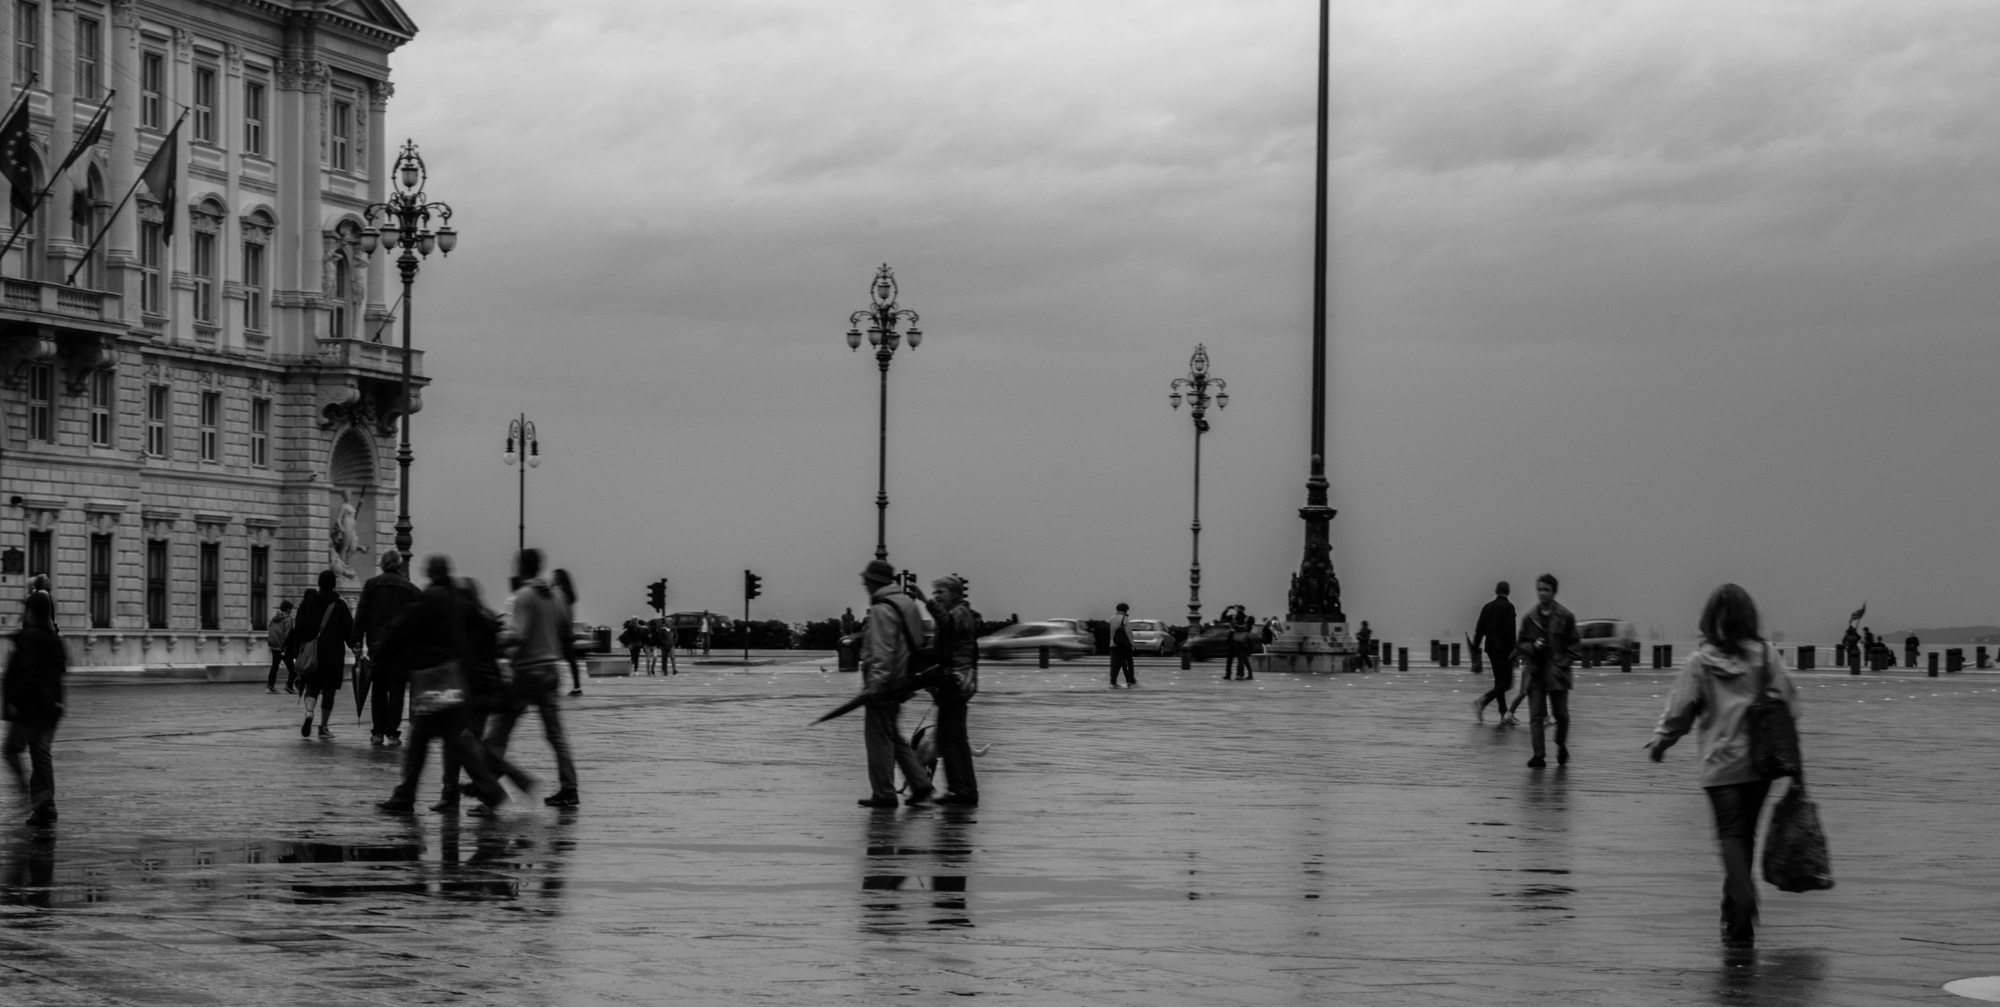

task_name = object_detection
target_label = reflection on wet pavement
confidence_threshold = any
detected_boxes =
[0,665,1995,1003]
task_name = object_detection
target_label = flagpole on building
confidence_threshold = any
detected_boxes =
[1,91,114,265]
[65,111,182,287]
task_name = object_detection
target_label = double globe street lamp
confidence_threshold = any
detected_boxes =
[502,415,540,557]
[1169,345,1227,669]
[359,140,457,568]
[845,264,922,562]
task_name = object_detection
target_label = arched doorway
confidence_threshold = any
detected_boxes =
[327,429,377,581]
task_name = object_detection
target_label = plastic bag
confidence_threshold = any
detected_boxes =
[1762,781,1835,893]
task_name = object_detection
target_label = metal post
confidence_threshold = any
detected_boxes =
[875,351,890,562]
[393,252,416,567]
[516,412,527,556]
[1184,417,1202,670]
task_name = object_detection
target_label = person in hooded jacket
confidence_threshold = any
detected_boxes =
[4,593,65,826]
[1645,583,1800,947]
[374,555,509,816]
[286,570,355,739]
[485,549,580,807]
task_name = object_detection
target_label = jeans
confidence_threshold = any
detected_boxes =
[267,649,294,689]
[864,699,932,801]
[370,668,406,739]
[486,682,578,793]
[391,708,504,806]
[1527,684,1569,757]
[1477,651,1515,713]
[441,697,531,801]
[933,699,977,799]
[1108,647,1135,685]
[1226,640,1253,678]
[1706,779,1773,941]
[3,721,55,814]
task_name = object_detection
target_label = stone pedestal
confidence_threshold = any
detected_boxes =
[1252,619,1363,674]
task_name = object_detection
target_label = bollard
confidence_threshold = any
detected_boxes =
[1929,652,1939,677]
[1948,648,1964,673]
[1849,645,1861,676]
[1451,643,1462,667]
[1650,644,1660,669]
[1381,641,1392,665]
[1798,645,1815,671]
[1662,643,1673,668]
[1980,646,1991,670]
[1620,647,1632,673]
[1039,646,1050,669]
[1398,647,1409,672]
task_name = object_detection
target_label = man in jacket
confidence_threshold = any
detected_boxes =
[858,559,934,808]
[352,550,422,746]
[486,549,580,807]
[928,575,980,806]
[4,593,65,826]
[266,601,296,693]
[1515,573,1578,768]
[1472,581,1517,722]
[1108,602,1135,689]
[374,555,509,816]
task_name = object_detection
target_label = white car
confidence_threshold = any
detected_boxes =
[1126,619,1176,656]
[977,622,1094,661]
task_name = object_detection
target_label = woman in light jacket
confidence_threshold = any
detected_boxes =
[1644,583,1800,946]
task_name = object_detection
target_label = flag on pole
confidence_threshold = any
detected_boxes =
[0,100,35,217]
[139,120,180,243]
[1848,604,1866,624]
[52,94,112,180]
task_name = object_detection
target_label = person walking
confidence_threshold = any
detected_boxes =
[265,600,296,694]
[1905,632,1920,669]
[1515,573,1578,768]
[619,619,645,675]
[4,593,65,826]
[485,549,580,808]
[857,559,934,808]
[1472,581,1518,723]
[1108,602,1136,689]
[1840,623,1861,674]
[374,556,511,817]
[1644,583,1800,947]
[287,570,354,740]
[927,575,980,806]
[1224,605,1255,680]
[552,569,586,696]
[1354,620,1374,670]
[432,574,533,813]
[351,550,422,747]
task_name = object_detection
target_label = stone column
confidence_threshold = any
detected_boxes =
[362,78,389,337]
[167,25,192,343]
[276,55,326,357]
[106,0,138,322]
[47,0,77,283]
[220,42,243,353]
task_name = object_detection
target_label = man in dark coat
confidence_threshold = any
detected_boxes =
[1108,602,1136,688]
[351,550,422,746]
[927,575,981,806]
[1471,581,1518,723]
[286,569,354,740]
[374,555,510,816]
[1515,573,1579,768]
[4,593,65,826]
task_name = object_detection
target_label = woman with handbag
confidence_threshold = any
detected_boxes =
[1643,583,1801,946]
[285,570,354,740]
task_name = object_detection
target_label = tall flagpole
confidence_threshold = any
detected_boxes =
[4,91,115,265]
[65,111,183,286]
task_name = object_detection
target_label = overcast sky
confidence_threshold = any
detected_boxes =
[382,0,2000,642]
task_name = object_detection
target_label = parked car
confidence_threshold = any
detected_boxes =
[977,621,1094,661]
[1127,619,1176,656]
[1577,618,1639,665]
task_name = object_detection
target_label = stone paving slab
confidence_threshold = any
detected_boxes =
[1,659,1998,1004]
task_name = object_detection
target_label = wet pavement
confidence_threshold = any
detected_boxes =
[3,657,1998,1004]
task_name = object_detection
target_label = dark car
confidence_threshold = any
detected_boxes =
[1183,624,1239,661]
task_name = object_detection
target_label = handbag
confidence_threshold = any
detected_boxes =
[1745,643,1802,780]
[409,659,468,715]
[1761,779,1835,892]
[293,599,338,680]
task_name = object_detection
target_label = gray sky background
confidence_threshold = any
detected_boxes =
[382,0,2000,642]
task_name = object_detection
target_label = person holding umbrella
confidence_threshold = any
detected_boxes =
[857,559,934,808]
[351,550,421,746]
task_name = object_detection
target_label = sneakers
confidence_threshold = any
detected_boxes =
[568,689,583,697]
[1473,696,1486,722]
[1527,755,1547,769]
[430,798,460,814]
[857,796,898,808]
[371,734,384,746]
[543,789,580,808]
[385,735,402,747]
[301,714,314,738]
[904,791,936,807]
[317,726,334,739]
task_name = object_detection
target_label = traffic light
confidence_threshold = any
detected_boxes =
[744,570,762,600]
[646,578,666,612]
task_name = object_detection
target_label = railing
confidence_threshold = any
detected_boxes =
[314,337,423,378]
[0,276,118,322]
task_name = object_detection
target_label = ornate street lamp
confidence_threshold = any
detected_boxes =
[845,264,922,562]
[502,414,540,557]
[360,140,455,569]
[1169,344,1227,670]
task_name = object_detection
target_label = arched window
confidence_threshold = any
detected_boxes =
[70,166,106,289]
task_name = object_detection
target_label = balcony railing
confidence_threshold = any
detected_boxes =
[313,337,424,378]
[0,277,119,323]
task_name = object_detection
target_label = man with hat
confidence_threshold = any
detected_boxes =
[266,599,297,694]
[1109,602,1136,688]
[858,559,935,807]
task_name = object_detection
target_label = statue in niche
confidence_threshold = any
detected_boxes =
[329,490,359,579]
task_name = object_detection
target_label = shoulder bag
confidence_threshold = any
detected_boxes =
[409,593,469,716]
[293,600,338,680]
[1745,643,1802,780]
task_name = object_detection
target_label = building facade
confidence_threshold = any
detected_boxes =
[0,0,423,672]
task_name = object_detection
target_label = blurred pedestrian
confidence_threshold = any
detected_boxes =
[927,575,980,806]
[374,556,510,817]
[351,550,421,746]
[1644,583,1800,947]
[1472,581,1518,723]
[435,575,533,812]
[553,569,585,696]
[486,549,580,808]
[857,559,934,808]
[3,593,65,826]
[1905,632,1920,669]
[1224,605,1255,680]
[265,600,296,694]
[1354,620,1373,671]
[619,618,645,674]
[1108,602,1136,689]
[1515,573,1577,768]
[1840,623,1860,673]
[286,570,354,740]
[25,574,55,633]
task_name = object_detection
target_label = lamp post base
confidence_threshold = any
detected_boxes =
[1252,619,1364,674]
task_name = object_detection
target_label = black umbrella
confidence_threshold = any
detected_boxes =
[352,655,371,718]
[812,666,948,725]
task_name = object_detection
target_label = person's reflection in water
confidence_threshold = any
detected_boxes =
[1508,770,1575,922]
[1,826,54,908]
[1710,947,1825,1006]
[861,808,911,935]
[927,806,976,929]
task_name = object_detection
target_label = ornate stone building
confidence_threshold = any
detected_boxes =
[0,0,423,673]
